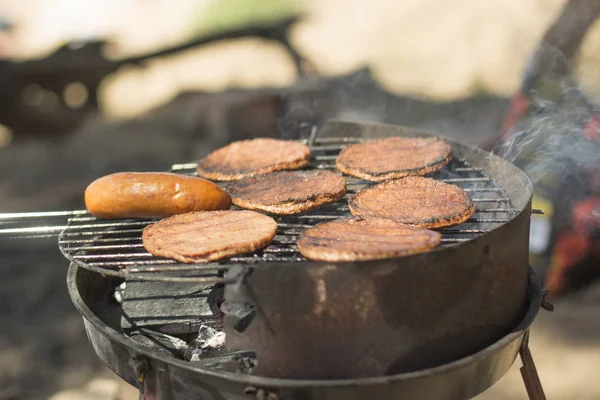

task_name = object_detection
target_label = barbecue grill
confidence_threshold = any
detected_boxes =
[1,120,552,399]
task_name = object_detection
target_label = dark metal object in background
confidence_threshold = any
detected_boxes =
[0,17,310,137]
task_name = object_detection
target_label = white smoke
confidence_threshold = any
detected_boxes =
[493,84,600,191]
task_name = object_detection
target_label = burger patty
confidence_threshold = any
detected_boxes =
[336,136,452,181]
[197,138,310,181]
[348,176,475,228]
[142,210,278,263]
[297,217,442,262]
[227,170,346,214]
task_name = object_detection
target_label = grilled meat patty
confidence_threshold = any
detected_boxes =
[227,170,346,214]
[142,210,278,263]
[348,176,475,228]
[297,217,442,262]
[336,137,452,181]
[197,138,310,181]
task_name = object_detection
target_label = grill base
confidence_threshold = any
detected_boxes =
[67,262,544,400]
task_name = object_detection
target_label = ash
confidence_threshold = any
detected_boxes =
[184,325,227,362]
[114,282,126,304]
[183,325,256,374]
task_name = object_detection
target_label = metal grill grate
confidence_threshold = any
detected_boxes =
[58,135,519,283]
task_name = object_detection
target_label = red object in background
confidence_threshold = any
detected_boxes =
[545,229,591,297]
[571,197,600,234]
[545,196,600,297]
[501,91,530,138]
[584,114,600,141]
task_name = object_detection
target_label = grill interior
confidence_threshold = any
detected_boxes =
[58,135,518,283]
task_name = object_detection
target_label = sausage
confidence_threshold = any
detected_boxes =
[84,172,231,219]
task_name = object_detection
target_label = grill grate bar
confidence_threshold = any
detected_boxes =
[122,275,231,284]
[309,144,352,151]
[171,163,199,171]
[314,137,363,143]
[67,240,300,253]
[60,237,143,244]
[4,234,61,240]
[440,177,491,183]
[0,225,68,235]
[62,220,154,230]
[294,215,343,220]
[467,218,510,223]
[440,238,471,243]
[67,243,145,251]
[439,229,487,234]
[471,198,510,202]
[277,223,314,229]
[60,228,144,237]
[453,167,484,172]
[463,188,503,192]
[125,264,225,273]
[69,216,107,222]
[229,256,306,263]
[477,208,518,213]
[0,210,87,220]
[125,275,233,284]
[73,253,155,261]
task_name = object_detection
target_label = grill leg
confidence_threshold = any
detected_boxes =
[519,330,546,400]
[131,357,158,400]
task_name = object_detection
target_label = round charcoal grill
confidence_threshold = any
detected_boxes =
[1,121,551,399]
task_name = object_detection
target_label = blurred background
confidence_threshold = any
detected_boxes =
[0,0,599,399]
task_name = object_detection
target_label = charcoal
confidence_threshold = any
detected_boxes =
[220,300,254,319]
[120,281,221,335]
[190,350,257,374]
[129,329,188,358]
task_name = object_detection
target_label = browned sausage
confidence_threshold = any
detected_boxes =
[84,172,231,219]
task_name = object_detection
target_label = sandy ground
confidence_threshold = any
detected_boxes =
[478,290,600,400]
[1,1,600,399]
